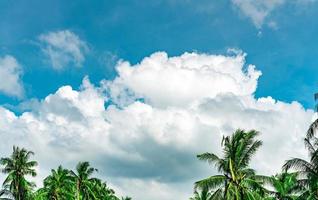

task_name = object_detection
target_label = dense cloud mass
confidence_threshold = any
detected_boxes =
[0,51,314,200]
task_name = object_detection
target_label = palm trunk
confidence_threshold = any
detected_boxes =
[76,181,80,200]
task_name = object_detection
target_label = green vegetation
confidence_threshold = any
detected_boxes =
[0,146,37,200]
[192,125,318,200]
[0,147,129,200]
[195,129,265,200]
[0,120,318,199]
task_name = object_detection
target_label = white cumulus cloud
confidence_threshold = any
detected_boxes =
[0,51,314,200]
[105,51,261,108]
[0,55,24,98]
[38,30,88,70]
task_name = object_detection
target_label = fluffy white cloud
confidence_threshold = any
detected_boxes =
[0,55,24,98]
[106,51,261,108]
[0,51,314,200]
[39,30,88,70]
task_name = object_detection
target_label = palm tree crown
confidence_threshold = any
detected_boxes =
[0,146,37,200]
[42,165,74,200]
[195,129,264,200]
[283,136,318,199]
[262,171,300,200]
[190,186,212,200]
[70,161,98,200]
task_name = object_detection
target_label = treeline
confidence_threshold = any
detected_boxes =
[190,123,318,200]
[2,125,318,200]
[0,146,131,200]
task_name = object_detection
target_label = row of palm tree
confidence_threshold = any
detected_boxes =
[1,126,318,199]
[0,146,131,200]
[191,126,318,200]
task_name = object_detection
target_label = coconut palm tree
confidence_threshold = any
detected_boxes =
[306,120,318,149]
[0,146,37,200]
[195,129,265,200]
[70,161,98,200]
[42,165,74,200]
[283,137,318,199]
[91,179,119,200]
[190,187,213,200]
[307,120,318,140]
[261,171,300,200]
[30,188,47,200]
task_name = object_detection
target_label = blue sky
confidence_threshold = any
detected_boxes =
[1,0,318,109]
[1,1,318,199]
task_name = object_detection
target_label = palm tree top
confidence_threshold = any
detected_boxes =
[197,129,262,175]
[71,161,97,179]
[0,146,38,200]
[195,129,264,199]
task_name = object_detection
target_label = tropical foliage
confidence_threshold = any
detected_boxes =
[282,137,318,199]
[0,147,130,200]
[194,129,265,200]
[2,118,318,199]
[262,171,300,200]
[191,123,318,200]
[0,146,37,200]
[189,186,213,200]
